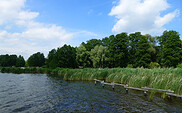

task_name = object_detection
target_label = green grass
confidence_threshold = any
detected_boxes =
[105,68,182,95]
[0,67,182,95]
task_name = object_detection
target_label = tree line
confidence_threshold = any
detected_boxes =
[0,55,25,67]
[0,30,182,68]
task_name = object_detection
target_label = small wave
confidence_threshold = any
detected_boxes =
[12,104,32,112]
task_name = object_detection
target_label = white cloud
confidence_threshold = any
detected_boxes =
[0,0,25,25]
[21,24,74,40]
[109,0,179,34]
[75,30,100,38]
[155,9,179,27]
[17,11,39,20]
[0,0,74,59]
[0,29,70,59]
[67,30,107,47]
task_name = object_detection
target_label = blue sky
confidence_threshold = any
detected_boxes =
[0,0,182,59]
[26,0,114,32]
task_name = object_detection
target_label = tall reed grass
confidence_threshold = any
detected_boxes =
[49,67,182,95]
[105,68,182,95]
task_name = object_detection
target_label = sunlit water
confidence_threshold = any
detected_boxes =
[0,73,181,113]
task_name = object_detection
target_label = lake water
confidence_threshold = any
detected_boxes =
[0,73,182,113]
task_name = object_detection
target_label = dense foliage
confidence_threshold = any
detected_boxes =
[76,44,92,67]
[0,30,182,68]
[0,54,25,67]
[27,52,45,67]
[90,45,109,68]
[108,33,129,67]
[16,55,25,67]
[157,30,182,67]
[46,44,77,68]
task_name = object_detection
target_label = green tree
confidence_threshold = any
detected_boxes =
[157,30,182,67]
[48,49,56,62]
[128,32,141,66]
[55,44,77,68]
[145,34,158,62]
[76,44,92,67]
[90,45,109,68]
[109,32,129,67]
[16,55,25,67]
[27,52,45,67]
[46,49,58,68]
[9,55,17,66]
[135,35,151,68]
[0,54,18,67]
[82,39,102,51]
[0,54,10,67]
[101,35,114,67]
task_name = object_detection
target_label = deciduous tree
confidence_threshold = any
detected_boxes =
[157,30,182,67]
[27,52,45,67]
[135,35,151,68]
[55,44,77,68]
[109,32,129,67]
[16,55,25,67]
[76,44,91,67]
[90,45,109,68]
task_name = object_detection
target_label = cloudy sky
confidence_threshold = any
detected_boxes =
[0,0,182,59]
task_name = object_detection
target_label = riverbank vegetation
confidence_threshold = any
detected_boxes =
[0,67,182,95]
[48,68,183,95]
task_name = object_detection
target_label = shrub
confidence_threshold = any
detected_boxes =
[127,64,133,68]
[177,64,182,68]
[150,62,160,69]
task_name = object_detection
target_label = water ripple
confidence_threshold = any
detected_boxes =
[0,73,182,113]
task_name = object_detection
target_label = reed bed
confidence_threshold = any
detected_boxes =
[105,68,182,95]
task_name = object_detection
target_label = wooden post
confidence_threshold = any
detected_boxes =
[102,81,104,88]
[95,80,96,86]
[112,83,115,90]
[144,90,147,96]
[166,92,172,101]
[167,95,172,101]
[126,88,128,94]
[143,86,147,96]
[168,95,171,99]
[125,84,128,94]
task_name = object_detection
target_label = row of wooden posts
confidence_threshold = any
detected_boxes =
[94,79,182,98]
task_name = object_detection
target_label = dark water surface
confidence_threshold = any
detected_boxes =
[0,73,181,113]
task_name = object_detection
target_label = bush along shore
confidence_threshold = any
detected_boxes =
[0,67,182,96]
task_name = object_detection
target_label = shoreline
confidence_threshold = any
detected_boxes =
[0,67,182,96]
